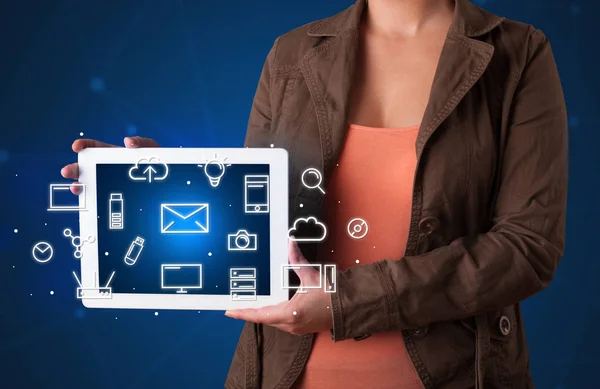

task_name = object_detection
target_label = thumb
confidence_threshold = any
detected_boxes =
[288,239,312,279]
[124,136,160,148]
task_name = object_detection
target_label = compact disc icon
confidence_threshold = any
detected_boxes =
[347,218,369,240]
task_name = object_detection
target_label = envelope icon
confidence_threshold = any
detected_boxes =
[161,203,210,234]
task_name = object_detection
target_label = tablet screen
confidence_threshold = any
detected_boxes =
[95,163,271,298]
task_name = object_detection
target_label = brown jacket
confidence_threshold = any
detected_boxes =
[226,0,568,388]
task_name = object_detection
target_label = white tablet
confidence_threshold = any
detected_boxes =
[76,147,289,310]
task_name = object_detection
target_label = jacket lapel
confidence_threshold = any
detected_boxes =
[301,2,364,183]
[415,33,495,159]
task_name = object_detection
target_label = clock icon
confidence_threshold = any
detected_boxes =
[32,241,54,263]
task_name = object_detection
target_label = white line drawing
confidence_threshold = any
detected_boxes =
[244,175,269,213]
[230,290,257,301]
[347,218,369,239]
[324,264,337,293]
[230,279,256,289]
[230,267,257,301]
[230,268,256,279]
[63,228,96,259]
[47,183,87,212]
[227,230,258,251]
[288,216,327,242]
[281,264,322,294]
[161,264,203,294]
[301,168,325,194]
[198,153,231,187]
[160,203,209,234]
[124,237,145,266]
[31,241,54,263]
[128,156,169,182]
[109,193,124,230]
[73,270,115,299]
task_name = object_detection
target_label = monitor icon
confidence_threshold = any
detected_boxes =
[48,183,87,212]
[281,264,322,294]
[244,175,269,213]
[161,264,203,294]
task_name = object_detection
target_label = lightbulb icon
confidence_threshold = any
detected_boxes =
[199,153,230,188]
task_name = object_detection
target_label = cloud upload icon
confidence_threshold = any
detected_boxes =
[288,216,327,242]
[128,157,169,182]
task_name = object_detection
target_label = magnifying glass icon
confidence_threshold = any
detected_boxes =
[301,168,326,194]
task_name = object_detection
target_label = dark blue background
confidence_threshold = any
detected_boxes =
[0,0,598,388]
[96,163,271,295]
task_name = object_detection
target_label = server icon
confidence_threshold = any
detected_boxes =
[230,267,257,301]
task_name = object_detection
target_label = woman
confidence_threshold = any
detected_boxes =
[62,0,567,387]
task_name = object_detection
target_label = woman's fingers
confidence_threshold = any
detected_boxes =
[124,136,160,148]
[61,163,79,179]
[72,139,118,153]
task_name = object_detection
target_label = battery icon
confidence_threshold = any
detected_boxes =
[109,193,124,230]
[124,237,145,266]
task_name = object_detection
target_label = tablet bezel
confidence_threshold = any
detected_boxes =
[77,147,289,310]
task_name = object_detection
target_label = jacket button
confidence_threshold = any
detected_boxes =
[353,333,372,341]
[408,326,428,338]
[418,217,440,235]
[499,316,511,336]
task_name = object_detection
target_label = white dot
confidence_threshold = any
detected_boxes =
[180,146,183,148]
[229,204,232,207]
[336,164,339,166]
[80,132,84,136]
[355,259,360,264]
[13,229,18,233]
[154,312,159,316]
[15,174,18,177]
[30,293,33,296]
[299,203,304,208]
[133,288,136,290]
[326,306,330,309]
[292,311,297,315]
[115,317,118,320]
[140,209,142,211]
[44,223,47,226]
[50,291,54,295]
[208,252,212,256]
[373,246,376,249]
[216,285,218,288]
[270,144,274,148]
[331,250,334,253]
[187,181,191,185]
[338,201,341,204]
[197,311,201,313]
[12,265,15,269]
[104,252,109,256]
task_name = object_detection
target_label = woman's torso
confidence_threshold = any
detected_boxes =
[225,1,562,388]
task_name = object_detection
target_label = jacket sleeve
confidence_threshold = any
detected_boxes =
[243,38,280,148]
[330,30,568,341]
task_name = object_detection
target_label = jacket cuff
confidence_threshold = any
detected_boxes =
[330,262,396,342]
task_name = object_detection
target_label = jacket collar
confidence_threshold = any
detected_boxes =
[307,0,504,38]
[300,0,502,186]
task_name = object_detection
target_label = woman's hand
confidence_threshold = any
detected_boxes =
[225,240,333,335]
[60,136,159,194]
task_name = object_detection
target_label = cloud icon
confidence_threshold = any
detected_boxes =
[128,156,169,182]
[288,216,327,242]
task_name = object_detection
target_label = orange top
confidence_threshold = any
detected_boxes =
[293,124,424,389]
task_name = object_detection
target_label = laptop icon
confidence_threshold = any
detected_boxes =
[48,183,87,212]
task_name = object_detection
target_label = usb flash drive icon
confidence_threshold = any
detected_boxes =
[124,237,145,266]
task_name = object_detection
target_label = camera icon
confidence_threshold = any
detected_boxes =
[227,230,258,251]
